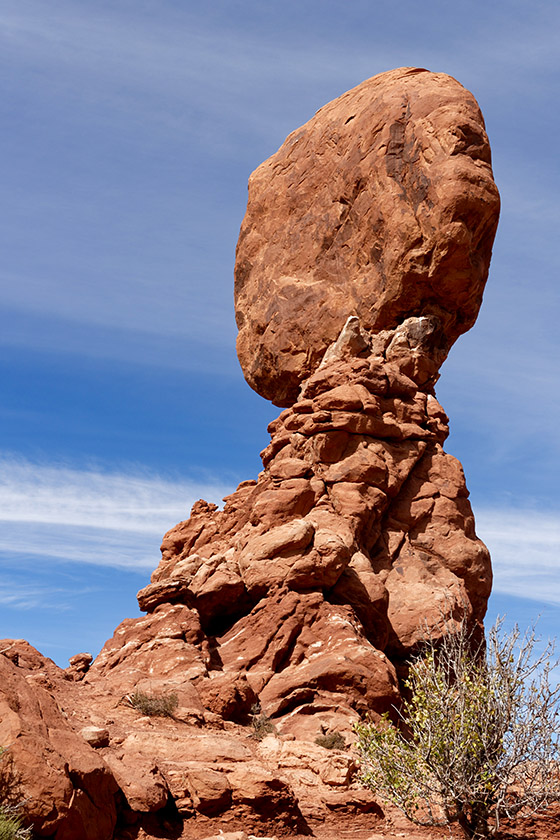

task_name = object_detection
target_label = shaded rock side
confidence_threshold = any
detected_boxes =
[235,67,500,405]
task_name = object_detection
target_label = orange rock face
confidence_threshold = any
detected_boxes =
[235,67,500,406]
[0,641,119,839]
[1,68,499,839]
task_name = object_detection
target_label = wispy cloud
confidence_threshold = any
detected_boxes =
[0,455,557,608]
[0,455,232,571]
[0,306,241,377]
[0,1,557,371]
[0,1,356,144]
[475,507,560,607]
[0,576,71,610]
[1,0,556,167]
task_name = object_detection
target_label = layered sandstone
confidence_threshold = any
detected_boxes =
[0,68,499,840]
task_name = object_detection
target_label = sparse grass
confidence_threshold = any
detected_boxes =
[0,806,31,840]
[0,749,31,840]
[250,703,276,740]
[315,731,347,751]
[124,689,178,718]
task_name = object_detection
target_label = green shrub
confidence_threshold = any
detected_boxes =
[125,689,178,718]
[315,731,347,751]
[355,619,560,839]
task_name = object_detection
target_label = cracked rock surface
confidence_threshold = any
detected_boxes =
[235,67,500,406]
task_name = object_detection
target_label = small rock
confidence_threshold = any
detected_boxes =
[65,651,93,681]
[199,833,248,840]
[80,725,110,748]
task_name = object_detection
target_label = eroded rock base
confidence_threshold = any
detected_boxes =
[0,317,491,840]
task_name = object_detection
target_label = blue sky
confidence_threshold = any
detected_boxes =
[0,0,558,668]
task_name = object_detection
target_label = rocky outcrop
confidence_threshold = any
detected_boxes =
[0,640,119,840]
[92,312,490,734]
[1,67,499,839]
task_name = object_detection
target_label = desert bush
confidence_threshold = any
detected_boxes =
[0,807,30,840]
[355,619,560,839]
[124,689,178,718]
[0,749,31,840]
[250,703,276,740]
[315,731,347,751]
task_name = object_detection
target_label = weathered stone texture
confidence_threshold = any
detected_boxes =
[235,67,499,406]
[1,67,499,839]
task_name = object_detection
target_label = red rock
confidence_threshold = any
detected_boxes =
[196,673,258,722]
[248,477,317,527]
[195,833,247,840]
[238,519,350,596]
[258,600,399,720]
[322,446,387,486]
[313,383,365,412]
[103,750,169,812]
[235,67,499,406]
[311,430,350,463]
[217,590,323,690]
[268,457,312,479]
[80,725,110,748]
[3,69,498,840]
[66,651,93,680]
[0,638,69,687]
[330,551,390,647]
[239,518,315,565]
[323,787,383,815]
[89,604,208,691]
[226,762,308,834]
[184,766,232,815]
[0,650,118,840]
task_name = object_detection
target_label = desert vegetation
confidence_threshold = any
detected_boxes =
[0,748,31,840]
[355,619,560,839]
[123,689,178,718]
[315,731,347,751]
[250,704,276,740]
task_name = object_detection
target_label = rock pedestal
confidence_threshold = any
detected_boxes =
[94,311,490,740]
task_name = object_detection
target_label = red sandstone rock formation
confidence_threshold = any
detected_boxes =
[0,68,500,839]
[96,313,490,735]
[0,640,119,839]
[235,67,500,406]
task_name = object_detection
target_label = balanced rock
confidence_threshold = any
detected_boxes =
[235,67,500,405]
[91,67,497,753]
[1,68,500,840]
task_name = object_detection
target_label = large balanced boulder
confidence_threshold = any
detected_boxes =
[234,67,500,406]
